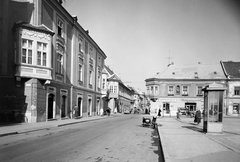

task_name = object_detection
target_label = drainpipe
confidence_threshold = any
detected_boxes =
[70,85,73,119]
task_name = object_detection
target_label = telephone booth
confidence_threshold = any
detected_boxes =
[202,83,226,133]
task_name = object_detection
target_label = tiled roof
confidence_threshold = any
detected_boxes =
[221,61,240,78]
[155,63,226,79]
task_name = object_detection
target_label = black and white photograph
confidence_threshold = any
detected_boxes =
[0,0,240,161]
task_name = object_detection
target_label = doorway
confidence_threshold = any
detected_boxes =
[77,97,82,117]
[88,97,92,116]
[48,94,55,119]
[163,102,170,114]
[61,95,67,118]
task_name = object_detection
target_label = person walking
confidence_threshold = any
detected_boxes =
[194,110,201,124]
[177,108,181,119]
[158,108,162,117]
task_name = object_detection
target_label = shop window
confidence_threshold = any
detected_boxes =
[233,103,239,114]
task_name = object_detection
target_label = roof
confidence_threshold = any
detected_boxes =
[13,21,55,35]
[153,63,226,80]
[221,61,240,79]
[104,65,114,75]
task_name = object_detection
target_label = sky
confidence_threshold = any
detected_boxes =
[64,0,240,92]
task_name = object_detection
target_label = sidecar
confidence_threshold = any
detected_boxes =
[142,117,152,127]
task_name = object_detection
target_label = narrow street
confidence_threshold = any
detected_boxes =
[0,114,164,162]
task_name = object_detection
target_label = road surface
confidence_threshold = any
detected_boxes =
[0,114,164,162]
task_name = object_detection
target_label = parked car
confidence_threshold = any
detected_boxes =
[179,107,187,115]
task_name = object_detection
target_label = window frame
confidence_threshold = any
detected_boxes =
[57,18,64,37]
[21,39,33,65]
[234,86,240,96]
[182,85,189,96]
[168,85,174,96]
[196,85,203,96]
[37,42,47,66]
[57,53,63,74]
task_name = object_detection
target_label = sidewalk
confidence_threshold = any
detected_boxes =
[157,117,240,162]
[0,114,115,137]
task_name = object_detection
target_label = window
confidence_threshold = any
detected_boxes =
[103,79,106,89]
[151,86,154,94]
[37,42,47,66]
[197,86,203,96]
[89,46,93,58]
[89,70,92,85]
[182,86,188,96]
[155,86,158,94]
[78,64,83,81]
[78,35,83,53]
[57,53,63,74]
[110,85,113,93]
[114,86,117,93]
[22,39,33,64]
[168,86,174,96]
[57,19,63,37]
[98,75,101,88]
[176,85,180,95]
[234,87,240,95]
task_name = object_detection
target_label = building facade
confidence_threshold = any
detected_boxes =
[145,63,227,117]
[0,0,106,123]
[221,61,240,116]
[101,65,134,114]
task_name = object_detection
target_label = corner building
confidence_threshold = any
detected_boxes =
[0,0,106,123]
[145,63,227,117]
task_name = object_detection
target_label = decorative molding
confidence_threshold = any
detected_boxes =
[22,28,51,41]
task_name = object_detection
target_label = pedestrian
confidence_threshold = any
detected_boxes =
[158,108,161,117]
[106,108,111,116]
[100,107,104,116]
[194,110,201,124]
[177,108,181,119]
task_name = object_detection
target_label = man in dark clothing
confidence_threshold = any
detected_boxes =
[194,110,201,124]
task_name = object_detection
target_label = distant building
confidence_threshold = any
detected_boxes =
[221,61,240,116]
[102,65,134,114]
[145,62,227,117]
[0,0,106,123]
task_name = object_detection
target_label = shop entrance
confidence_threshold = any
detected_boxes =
[233,103,240,114]
[185,102,196,113]
[163,102,170,114]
